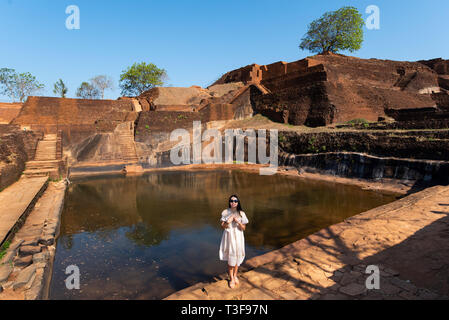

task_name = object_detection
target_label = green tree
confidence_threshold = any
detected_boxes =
[0,68,15,100]
[299,6,364,54]
[0,68,44,102]
[76,81,100,99]
[53,79,68,98]
[119,62,167,97]
[90,75,114,99]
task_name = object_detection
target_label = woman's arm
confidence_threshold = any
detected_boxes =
[236,212,248,231]
[237,221,246,231]
[221,215,234,229]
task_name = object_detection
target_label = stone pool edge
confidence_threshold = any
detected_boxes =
[164,184,449,300]
[0,181,66,300]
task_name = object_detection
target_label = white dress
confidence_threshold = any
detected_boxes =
[219,209,249,267]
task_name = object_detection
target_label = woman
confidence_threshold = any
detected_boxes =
[219,195,249,288]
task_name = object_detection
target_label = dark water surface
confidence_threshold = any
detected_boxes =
[49,170,397,300]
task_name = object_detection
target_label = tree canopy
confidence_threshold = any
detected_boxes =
[119,62,167,97]
[53,79,68,98]
[0,68,44,102]
[90,75,114,99]
[76,81,100,99]
[299,6,364,54]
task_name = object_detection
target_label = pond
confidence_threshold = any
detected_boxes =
[49,169,397,300]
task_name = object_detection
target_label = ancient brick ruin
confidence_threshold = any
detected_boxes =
[0,103,23,125]
[213,53,448,126]
[1,53,449,190]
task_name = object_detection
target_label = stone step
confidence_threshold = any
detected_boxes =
[35,153,56,157]
[23,169,59,178]
[117,133,139,161]
[37,141,56,145]
[36,150,56,154]
[34,156,56,161]
[36,145,56,149]
[25,165,59,171]
[26,160,60,165]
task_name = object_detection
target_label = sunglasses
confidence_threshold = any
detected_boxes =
[230,200,239,203]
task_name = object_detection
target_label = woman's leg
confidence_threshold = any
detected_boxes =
[228,264,235,281]
[233,265,239,284]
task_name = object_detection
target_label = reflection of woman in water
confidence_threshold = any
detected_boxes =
[219,195,249,289]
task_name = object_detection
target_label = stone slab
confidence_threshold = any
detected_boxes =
[0,177,48,244]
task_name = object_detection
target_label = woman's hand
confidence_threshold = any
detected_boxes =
[222,216,233,229]
[237,221,246,231]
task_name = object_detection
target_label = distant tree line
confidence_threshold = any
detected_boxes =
[0,62,167,102]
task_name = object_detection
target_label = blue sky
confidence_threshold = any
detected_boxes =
[1,0,448,101]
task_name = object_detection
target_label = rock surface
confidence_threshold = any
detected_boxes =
[214,54,445,127]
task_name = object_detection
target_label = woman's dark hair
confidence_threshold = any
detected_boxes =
[228,194,243,217]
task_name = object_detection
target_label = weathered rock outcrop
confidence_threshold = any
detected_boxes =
[419,58,449,75]
[280,151,449,185]
[137,83,247,112]
[213,54,443,127]
[130,83,257,165]
[70,122,139,164]
[0,125,42,189]
[278,130,449,161]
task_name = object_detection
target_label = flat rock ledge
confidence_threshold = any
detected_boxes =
[0,181,66,300]
[164,185,449,300]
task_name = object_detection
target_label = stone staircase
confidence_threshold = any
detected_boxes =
[23,134,61,178]
[117,122,139,163]
[33,134,57,161]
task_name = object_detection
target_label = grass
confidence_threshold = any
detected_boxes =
[48,175,63,182]
[279,133,286,143]
[0,240,11,260]
[307,137,320,153]
[346,118,369,125]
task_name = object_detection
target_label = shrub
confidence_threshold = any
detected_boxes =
[0,241,11,260]
[346,118,369,125]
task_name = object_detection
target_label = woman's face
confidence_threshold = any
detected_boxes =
[230,197,239,209]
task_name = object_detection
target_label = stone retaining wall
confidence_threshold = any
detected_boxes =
[279,151,449,186]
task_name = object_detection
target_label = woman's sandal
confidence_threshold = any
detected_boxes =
[229,279,236,289]
[234,276,239,286]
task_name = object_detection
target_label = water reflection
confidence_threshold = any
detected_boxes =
[49,170,397,300]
